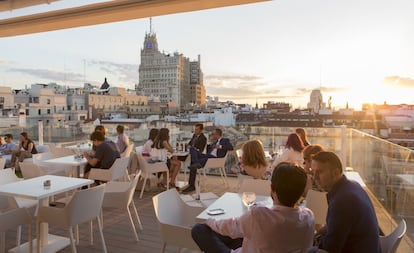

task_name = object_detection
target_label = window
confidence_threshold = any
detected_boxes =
[38,109,41,115]
[47,109,50,114]
[47,99,51,104]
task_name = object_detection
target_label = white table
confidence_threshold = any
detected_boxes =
[396,174,414,186]
[180,192,218,207]
[196,192,272,222]
[0,175,93,253]
[42,155,87,178]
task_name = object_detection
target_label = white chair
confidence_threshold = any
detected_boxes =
[0,208,32,253]
[238,178,271,196]
[88,157,130,182]
[198,154,229,188]
[37,185,107,253]
[152,189,203,253]
[121,143,134,158]
[19,162,65,179]
[181,154,191,181]
[305,190,328,227]
[380,219,407,253]
[0,157,5,170]
[136,153,169,199]
[102,171,143,242]
[0,168,20,185]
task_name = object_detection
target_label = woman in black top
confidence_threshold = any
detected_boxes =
[11,132,38,171]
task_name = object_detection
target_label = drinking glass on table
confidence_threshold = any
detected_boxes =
[242,192,256,208]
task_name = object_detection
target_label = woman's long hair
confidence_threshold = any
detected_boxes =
[152,128,169,149]
[285,133,304,152]
[242,140,268,168]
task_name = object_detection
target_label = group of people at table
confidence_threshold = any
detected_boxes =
[138,125,381,253]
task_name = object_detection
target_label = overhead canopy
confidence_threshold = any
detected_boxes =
[0,0,269,37]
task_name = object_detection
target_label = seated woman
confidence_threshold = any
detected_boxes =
[272,133,304,169]
[302,144,325,194]
[152,128,181,189]
[11,132,38,171]
[240,140,268,179]
[142,128,159,156]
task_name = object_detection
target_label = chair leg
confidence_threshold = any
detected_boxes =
[127,206,139,241]
[166,170,170,190]
[97,216,107,253]
[1,232,6,253]
[36,219,41,253]
[131,200,143,230]
[89,220,93,245]
[140,177,148,199]
[75,225,79,245]
[160,242,166,253]
[69,226,77,253]
[16,225,21,246]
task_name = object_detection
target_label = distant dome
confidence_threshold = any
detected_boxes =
[100,77,110,89]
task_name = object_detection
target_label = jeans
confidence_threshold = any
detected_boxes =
[191,223,243,253]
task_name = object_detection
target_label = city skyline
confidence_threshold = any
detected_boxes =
[1,0,414,109]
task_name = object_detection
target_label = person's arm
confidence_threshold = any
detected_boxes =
[206,216,245,239]
[84,151,99,167]
[220,138,233,151]
[26,141,34,153]
[163,140,174,153]
[195,135,207,152]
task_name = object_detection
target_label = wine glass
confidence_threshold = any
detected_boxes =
[242,192,256,208]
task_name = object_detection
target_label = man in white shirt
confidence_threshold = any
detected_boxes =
[191,162,315,253]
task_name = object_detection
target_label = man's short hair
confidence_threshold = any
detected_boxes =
[116,125,124,134]
[312,151,343,173]
[214,128,222,136]
[90,131,105,142]
[303,144,324,161]
[271,162,307,207]
[4,134,13,139]
[195,123,203,130]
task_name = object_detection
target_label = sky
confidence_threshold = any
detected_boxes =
[1,0,414,110]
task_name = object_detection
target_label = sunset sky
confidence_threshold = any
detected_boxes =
[1,0,414,109]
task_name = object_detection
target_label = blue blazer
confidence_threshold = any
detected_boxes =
[207,138,233,158]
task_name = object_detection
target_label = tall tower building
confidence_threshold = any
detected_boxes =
[137,22,205,110]
[307,89,326,113]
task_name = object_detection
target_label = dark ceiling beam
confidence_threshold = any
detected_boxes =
[0,0,269,37]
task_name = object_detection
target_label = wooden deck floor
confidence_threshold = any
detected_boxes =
[3,173,240,253]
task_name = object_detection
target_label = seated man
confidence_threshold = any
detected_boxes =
[1,134,18,167]
[182,128,233,193]
[83,131,120,179]
[191,162,315,253]
[309,151,381,253]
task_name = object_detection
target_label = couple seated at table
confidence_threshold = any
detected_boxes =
[182,128,233,193]
[191,162,315,252]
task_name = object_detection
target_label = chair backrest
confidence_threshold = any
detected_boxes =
[19,162,46,179]
[126,171,141,204]
[0,168,19,185]
[0,157,5,169]
[204,154,227,169]
[32,152,56,165]
[238,178,271,196]
[110,157,130,181]
[135,146,143,154]
[136,153,169,174]
[380,219,407,253]
[121,143,134,158]
[0,207,32,233]
[305,190,328,226]
[0,195,18,212]
[67,184,105,226]
[152,189,204,250]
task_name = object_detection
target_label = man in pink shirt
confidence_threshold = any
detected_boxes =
[191,162,315,253]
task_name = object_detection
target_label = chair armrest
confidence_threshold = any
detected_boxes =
[88,168,111,181]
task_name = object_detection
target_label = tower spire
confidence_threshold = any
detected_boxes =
[150,17,152,34]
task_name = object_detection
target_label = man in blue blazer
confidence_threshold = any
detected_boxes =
[182,128,233,193]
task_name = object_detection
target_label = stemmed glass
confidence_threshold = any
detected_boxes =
[242,192,256,209]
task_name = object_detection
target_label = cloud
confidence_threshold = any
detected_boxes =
[296,86,348,95]
[88,60,138,84]
[205,74,285,101]
[8,67,84,82]
[384,76,414,88]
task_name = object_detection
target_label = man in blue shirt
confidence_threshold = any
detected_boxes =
[310,151,381,253]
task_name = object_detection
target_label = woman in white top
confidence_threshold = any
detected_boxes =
[142,128,159,155]
[152,128,181,189]
[272,133,304,169]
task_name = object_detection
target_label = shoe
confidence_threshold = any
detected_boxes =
[181,185,195,193]
[157,182,167,190]
[188,163,202,169]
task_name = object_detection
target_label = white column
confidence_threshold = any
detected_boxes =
[340,125,347,169]
[38,120,44,145]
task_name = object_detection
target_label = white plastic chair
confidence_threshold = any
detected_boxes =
[238,178,271,196]
[0,208,32,253]
[102,171,143,242]
[0,157,5,170]
[305,189,328,227]
[88,157,130,182]
[152,189,203,253]
[136,153,169,199]
[198,154,229,188]
[121,143,134,158]
[36,185,107,253]
[380,219,407,253]
[19,162,65,179]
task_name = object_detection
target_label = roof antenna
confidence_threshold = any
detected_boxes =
[150,17,152,34]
